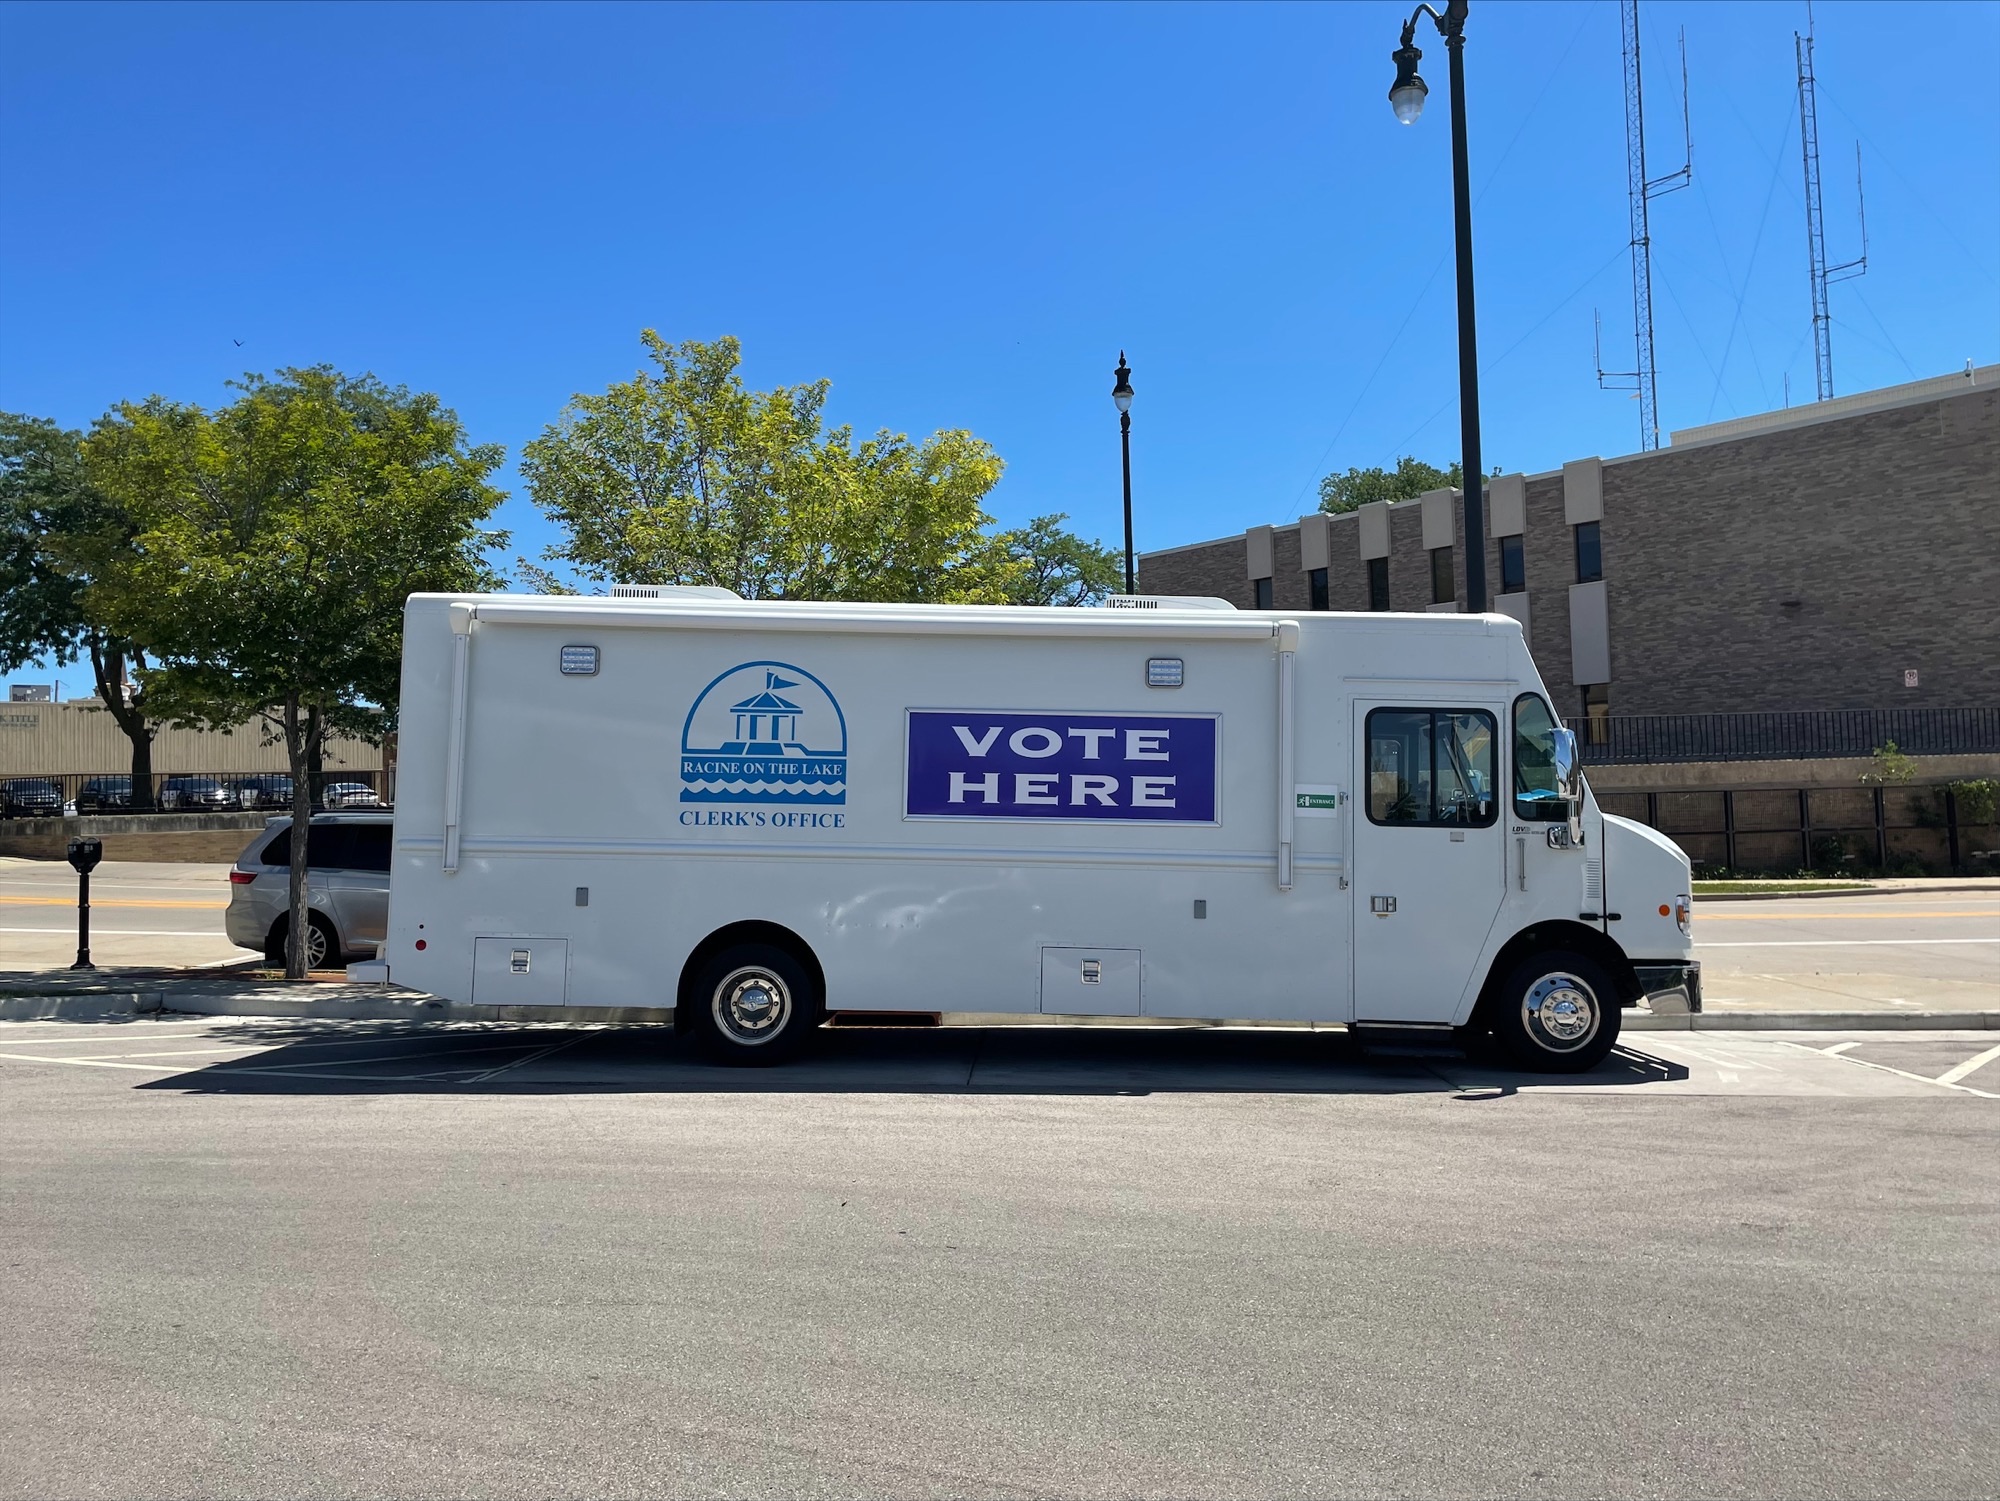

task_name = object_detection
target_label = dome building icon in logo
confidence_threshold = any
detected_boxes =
[680,661,847,805]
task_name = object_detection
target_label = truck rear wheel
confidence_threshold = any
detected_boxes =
[689,942,821,1066]
[1491,949,1620,1073]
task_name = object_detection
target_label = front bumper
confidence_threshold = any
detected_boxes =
[1632,961,1702,1015]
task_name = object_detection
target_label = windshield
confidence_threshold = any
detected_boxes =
[1513,693,1566,822]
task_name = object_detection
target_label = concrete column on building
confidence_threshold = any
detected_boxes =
[1569,580,1611,684]
[1358,503,1390,560]
[1298,513,1330,572]
[1562,457,1604,524]
[1245,524,1275,581]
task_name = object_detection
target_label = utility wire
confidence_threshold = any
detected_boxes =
[1705,97,1795,422]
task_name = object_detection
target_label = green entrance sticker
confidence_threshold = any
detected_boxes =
[1296,791,1340,811]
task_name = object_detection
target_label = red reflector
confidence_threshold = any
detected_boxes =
[414,939,427,950]
[228,870,255,885]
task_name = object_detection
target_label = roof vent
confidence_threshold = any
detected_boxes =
[608,584,742,601]
[1103,595,1238,612]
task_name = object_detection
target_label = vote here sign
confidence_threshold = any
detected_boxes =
[904,711,1219,822]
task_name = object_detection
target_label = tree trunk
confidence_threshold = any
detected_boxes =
[88,637,155,811]
[306,705,325,808]
[283,693,314,980]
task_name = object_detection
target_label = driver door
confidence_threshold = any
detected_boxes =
[1351,703,1507,1023]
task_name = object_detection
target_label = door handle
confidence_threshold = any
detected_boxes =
[1370,895,1397,914]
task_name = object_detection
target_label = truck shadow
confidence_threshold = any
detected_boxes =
[137,1020,1689,1096]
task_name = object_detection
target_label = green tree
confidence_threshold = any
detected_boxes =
[0,413,162,805]
[1318,455,1466,515]
[520,332,1116,604]
[82,368,506,977]
[991,513,1123,605]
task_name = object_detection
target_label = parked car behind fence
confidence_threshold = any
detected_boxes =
[0,777,65,819]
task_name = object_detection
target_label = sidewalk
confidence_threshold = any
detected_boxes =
[1695,877,2000,901]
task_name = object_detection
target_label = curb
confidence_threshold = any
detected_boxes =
[0,993,162,1022]
[1626,1010,1999,1032]
[1697,883,2000,901]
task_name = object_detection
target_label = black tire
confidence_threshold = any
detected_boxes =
[687,941,821,1066]
[266,912,339,971]
[1489,948,1621,1073]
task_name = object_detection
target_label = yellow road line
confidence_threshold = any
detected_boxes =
[0,895,228,911]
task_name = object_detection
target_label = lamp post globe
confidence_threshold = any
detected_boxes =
[1389,42,1428,123]
[1113,353,1135,593]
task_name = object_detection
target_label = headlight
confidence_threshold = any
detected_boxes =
[1675,894,1691,936]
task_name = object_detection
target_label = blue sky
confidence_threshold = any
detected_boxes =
[3,1,1995,689]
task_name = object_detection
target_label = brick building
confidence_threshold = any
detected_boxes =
[1139,365,2000,730]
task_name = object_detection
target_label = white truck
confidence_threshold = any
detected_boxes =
[369,587,1699,1071]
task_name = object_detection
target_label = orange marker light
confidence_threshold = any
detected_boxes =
[1658,904,1671,916]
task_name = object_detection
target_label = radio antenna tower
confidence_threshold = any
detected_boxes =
[1597,0,1690,450]
[1797,3,1868,401]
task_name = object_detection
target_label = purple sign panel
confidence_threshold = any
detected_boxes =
[905,711,1218,822]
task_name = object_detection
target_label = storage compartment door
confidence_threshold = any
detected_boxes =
[1040,947,1141,1017]
[472,937,569,1006]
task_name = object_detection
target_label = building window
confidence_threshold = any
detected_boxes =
[1430,546,1455,605]
[1580,683,1610,745]
[1366,557,1390,611]
[1498,534,1525,594]
[1253,576,1273,610]
[1574,521,1602,583]
[1308,567,1329,612]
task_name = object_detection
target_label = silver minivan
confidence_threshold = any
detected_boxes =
[225,813,392,968]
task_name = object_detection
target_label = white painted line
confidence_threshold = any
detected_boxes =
[1935,1041,2000,1087]
[0,1051,190,1071]
[1700,938,2000,948]
[1821,1041,1860,1055]
[1782,1041,2000,1099]
[465,1034,586,1083]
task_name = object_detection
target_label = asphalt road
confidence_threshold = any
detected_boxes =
[4,861,1997,1016]
[1696,892,2000,1014]
[0,1018,1995,1499]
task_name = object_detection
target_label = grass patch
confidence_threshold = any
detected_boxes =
[1692,880,1870,895]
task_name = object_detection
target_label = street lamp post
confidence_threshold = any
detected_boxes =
[1113,353,1135,594]
[1390,0,1487,614]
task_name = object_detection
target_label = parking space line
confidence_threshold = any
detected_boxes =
[1821,1041,1860,1055]
[0,1051,199,1071]
[1936,1042,2000,1088]
[1777,1040,2000,1099]
[465,1034,587,1083]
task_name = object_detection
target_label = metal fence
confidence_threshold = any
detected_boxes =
[1577,708,2000,764]
[1596,783,2000,875]
[0,769,395,819]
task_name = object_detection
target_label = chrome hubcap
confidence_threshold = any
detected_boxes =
[1523,972,1599,1051]
[713,966,792,1045]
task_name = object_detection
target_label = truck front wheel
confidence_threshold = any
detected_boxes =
[1490,949,1620,1073]
[689,942,821,1066]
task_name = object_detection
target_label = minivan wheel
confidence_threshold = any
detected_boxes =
[1490,948,1620,1073]
[267,913,338,971]
[688,942,821,1066]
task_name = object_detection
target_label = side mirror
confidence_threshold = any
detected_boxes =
[1550,727,1582,801]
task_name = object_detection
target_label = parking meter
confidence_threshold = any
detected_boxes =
[67,838,102,971]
